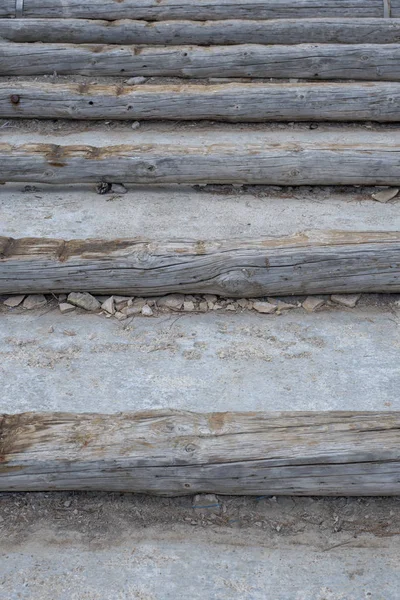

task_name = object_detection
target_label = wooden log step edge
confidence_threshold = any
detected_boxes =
[3,43,400,80]
[2,0,400,20]
[3,82,400,122]
[2,142,400,186]
[1,411,400,495]
[2,18,400,45]
[1,233,399,296]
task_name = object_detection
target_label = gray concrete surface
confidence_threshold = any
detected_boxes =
[1,303,399,413]
[1,492,400,600]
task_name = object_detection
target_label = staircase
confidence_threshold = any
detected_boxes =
[1,0,400,566]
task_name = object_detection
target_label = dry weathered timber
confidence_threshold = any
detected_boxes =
[0,0,392,20]
[0,233,399,296]
[1,141,400,186]
[2,18,400,45]
[1,411,400,495]
[2,81,400,121]
[2,43,400,80]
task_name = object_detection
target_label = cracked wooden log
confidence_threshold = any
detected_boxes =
[2,18,400,45]
[0,232,399,296]
[1,411,400,495]
[1,43,400,80]
[2,81,400,121]
[1,141,400,185]
[1,0,396,20]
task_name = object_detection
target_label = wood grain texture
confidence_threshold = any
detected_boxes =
[0,0,391,20]
[2,141,400,186]
[1,411,400,495]
[3,18,400,45]
[2,81,400,122]
[2,43,400,80]
[0,232,399,296]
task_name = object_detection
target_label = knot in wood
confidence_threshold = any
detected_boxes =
[10,95,20,105]
[185,443,196,453]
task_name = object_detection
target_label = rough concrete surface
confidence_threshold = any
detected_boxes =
[0,301,399,413]
[1,492,400,600]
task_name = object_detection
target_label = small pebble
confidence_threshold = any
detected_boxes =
[131,121,141,130]
[95,182,112,195]
[199,301,208,312]
[3,295,25,308]
[331,294,361,309]
[204,294,218,304]
[237,299,249,309]
[101,296,115,315]
[22,294,47,310]
[303,297,325,312]
[157,294,185,310]
[113,296,132,310]
[183,301,195,312]
[125,76,147,85]
[267,298,297,310]
[122,305,142,316]
[253,301,276,314]
[111,183,127,194]
[59,302,76,314]
[371,188,399,203]
[68,292,100,311]
[226,304,236,311]
[142,305,154,317]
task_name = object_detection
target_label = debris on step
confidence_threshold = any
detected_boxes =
[371,188,399,203]
[111,183,127,195]
[131,121,141,130]
[67,292,100,312]
[213,303,223,310]
[267,298,297,310]
[141,305,154,317]
[226,304,236,311]
[237,298,249,308]
[204,294,218,309]
[22,294,47,310]
[253,301,277,314]
[3,295,25,307]
[198,301,208,312]
[121,305,142,316]
[157,294,185,310]
[113,296,132,311]
[58,293,67,303]
[125,76,147,85]
[59,303,76,314]
[130,298,146,310]
[303,297,325,312]
[95,182,112,195]
[331,294,361,308]
[101,297,115,315]
[183,300,195,312]
[192,494,221,515]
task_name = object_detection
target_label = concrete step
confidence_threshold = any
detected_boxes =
[1,492,399,599]
[1,300,398,414]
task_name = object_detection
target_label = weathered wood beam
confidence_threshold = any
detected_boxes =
[2,81,400,122]
[1,43,400,80]
[1,411,400,495]
[0,233,399,296]
[2,18,400,45]
[1,141,400,186]
[0,0,392,21]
